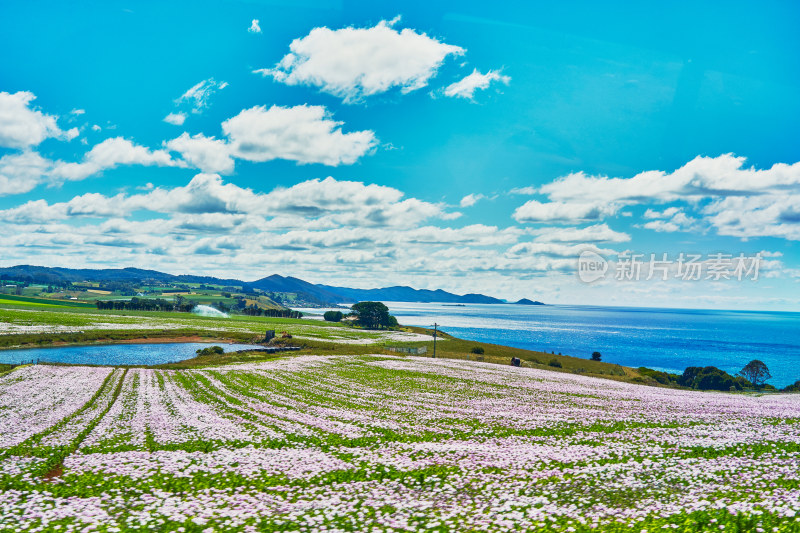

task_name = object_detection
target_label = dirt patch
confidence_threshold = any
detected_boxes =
[42,463,63,481]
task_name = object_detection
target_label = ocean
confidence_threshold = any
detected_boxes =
[371,302,800,388]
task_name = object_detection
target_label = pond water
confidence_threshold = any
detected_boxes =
[0,342,258,366]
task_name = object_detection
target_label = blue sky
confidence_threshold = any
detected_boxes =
[1,0,799,309]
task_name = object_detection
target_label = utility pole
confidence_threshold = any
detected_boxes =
[433,323,438,358]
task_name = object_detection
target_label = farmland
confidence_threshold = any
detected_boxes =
[2,355,800,531]
[0,305,431,349]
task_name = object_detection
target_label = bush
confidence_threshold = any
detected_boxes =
[323,310,344,322]
[678,366,752,391]
[591,351,602,361]
[548,358,562,368]
[470,346,484,355]
[638,367,680,385]
[196,345,224,356]
[784,380,800,392]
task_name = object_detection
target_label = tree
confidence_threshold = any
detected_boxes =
[350,301,396,329]
[591,351,602,361]
[738,360,771,388]
[324,310,344,322]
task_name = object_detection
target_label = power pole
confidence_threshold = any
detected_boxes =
[433,323,438,358]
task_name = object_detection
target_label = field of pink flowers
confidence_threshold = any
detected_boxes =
[2,355,800,532]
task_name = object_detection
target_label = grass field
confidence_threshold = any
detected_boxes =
[0,294,94,308]
[2,355,800,532]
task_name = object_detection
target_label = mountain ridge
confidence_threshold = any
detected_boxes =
[0,265,541,306]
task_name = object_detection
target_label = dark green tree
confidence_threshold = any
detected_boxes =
[591,351,602,361]
[323,310,344,322]
[738,360,771,388]
[350,301,396,329]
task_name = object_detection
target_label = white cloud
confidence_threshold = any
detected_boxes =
[0,151,52,197]
[51,137,184,182]
[256,18,464,103]
[70,108,86,115]
[513,199,617,223]
[248,19,261,33]
[221,105,377,165]
[460,193,486,207]
[507,241,616,258]
[513,155,800,241]
[539,155,800,206]
[177,79,227,113]
[641,208,698,233]
[166,133,234,174]
[0,91,74,149]
[532,224,630,243]
[509,186,538,195]
[443,69,510,99]
[643,207,681,219]
[163,112,186,126]
[702,195,800,241]
[91,125,102,131]
[1,174,455,229]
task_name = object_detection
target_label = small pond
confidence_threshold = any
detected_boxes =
[0,342,258,366]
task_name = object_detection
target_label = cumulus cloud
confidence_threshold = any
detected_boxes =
[0,151,52,197]
[0,91,77,149]
[703,195,800,241]
[532,224,630,243]
[513,199,617,223]
[177,79,227,113]
[165,133,234,174]
[51,137,184,182]
[507,241,616,258]
[163,112,186,126]
[221,105,377,165]
[1,174,454,230]
[539,155,800,206]
[248,19,261,33]
[460,193,486,207]
[256,18,464,103]
[642,208,698,233]
[443,69,510,99]
[512,155,800,241]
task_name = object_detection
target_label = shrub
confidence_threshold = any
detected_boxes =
[323,310,344,322]
[470,346,484,355]
[196,345,224,356]
[638,367,679,384]
[784,380,800,392]
[591,351,602,361]
[548,358,562,368]
[679,366,751,391]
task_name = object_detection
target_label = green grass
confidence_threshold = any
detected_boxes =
[0,301,649,384]
[0,294,94,308]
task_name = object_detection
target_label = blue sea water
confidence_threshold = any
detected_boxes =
[381,302,800,388]
[0,342,256,366]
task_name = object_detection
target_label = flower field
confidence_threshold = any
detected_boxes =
[2,355,800,532]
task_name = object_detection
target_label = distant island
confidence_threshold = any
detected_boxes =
[515,298,545,306]
[0,265,544,307]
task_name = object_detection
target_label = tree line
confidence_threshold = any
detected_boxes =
[241,306,303,318]
[94,297,195,312]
